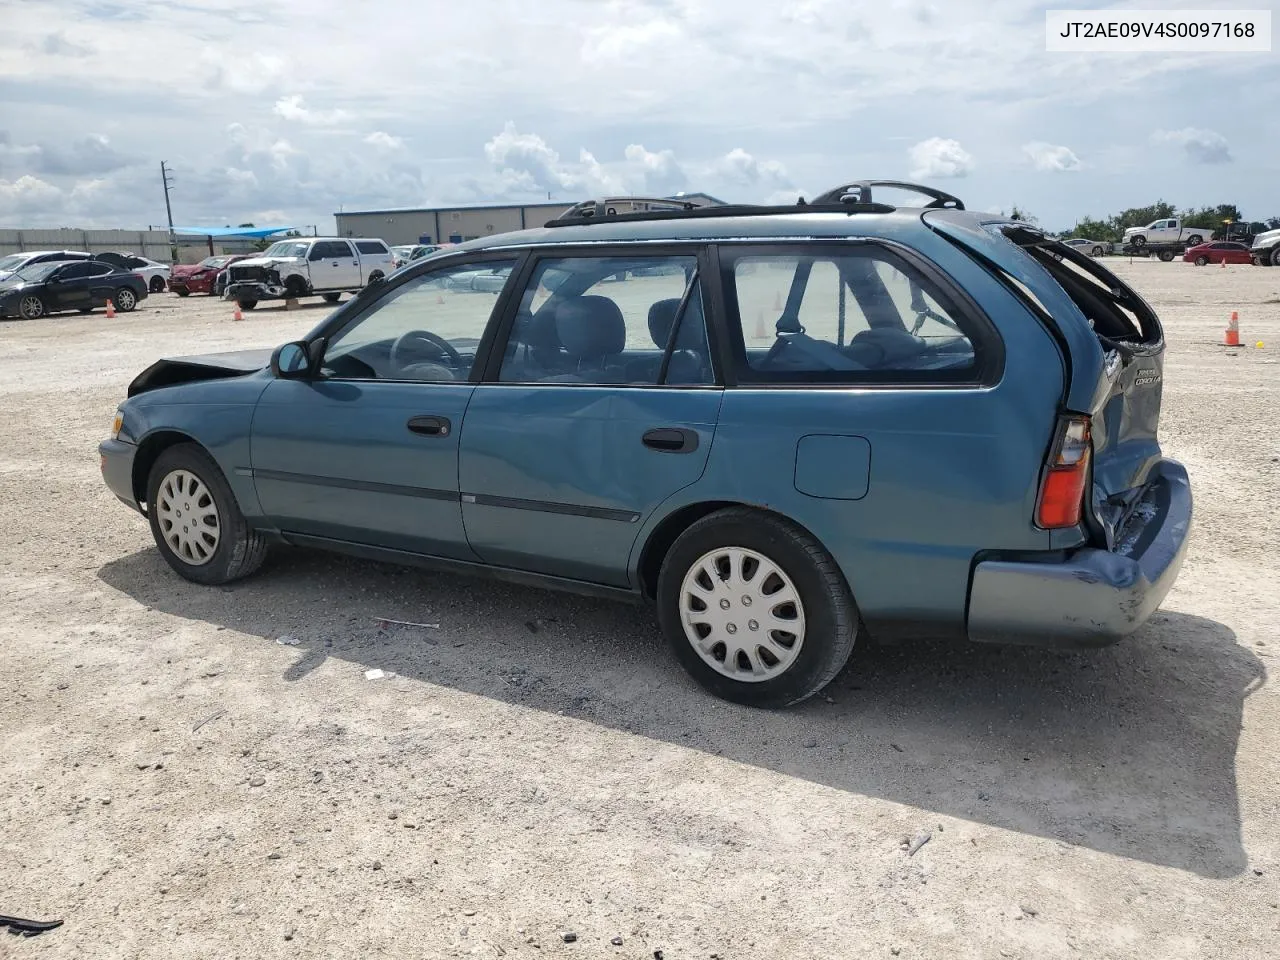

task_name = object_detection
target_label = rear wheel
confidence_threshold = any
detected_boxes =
[322,292,342,303]
[656,508,857,708]
[149,276,166,293]
[1272,247,1280,267]
[114,287,138,311]
[237,299,258,311]
[368,270,385,284]
[1195,255,1209,266]
[1158,250,1175,262]
[18,295,46,320]
[146,443,268,585]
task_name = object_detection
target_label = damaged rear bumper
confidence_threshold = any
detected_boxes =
[967,458,1192,648]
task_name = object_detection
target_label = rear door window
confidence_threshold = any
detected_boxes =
[722,245,985,385]
[355,241,388,255]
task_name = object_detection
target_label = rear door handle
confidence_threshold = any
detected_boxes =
[407,415,451,437]
[642,427,698,453]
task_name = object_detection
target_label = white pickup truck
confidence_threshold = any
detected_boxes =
[1122,218,1207,248]
[223,237,394,309]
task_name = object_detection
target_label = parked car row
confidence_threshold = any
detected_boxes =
[223,237,395,309]
[0,258,149,320]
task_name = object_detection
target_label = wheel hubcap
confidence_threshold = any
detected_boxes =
[679,546,806,683]
[20,296,42,318]
[118,290,135,309]
[156,469,220,565]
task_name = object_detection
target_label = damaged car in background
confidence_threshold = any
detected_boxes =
[224,237,394,310]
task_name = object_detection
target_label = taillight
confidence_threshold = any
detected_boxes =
[1035,414,1091,529]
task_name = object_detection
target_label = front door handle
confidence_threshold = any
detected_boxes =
[642,427,698,453]
[407,415,451,437]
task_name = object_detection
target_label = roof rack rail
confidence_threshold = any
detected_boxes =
[544,196,896,228]
[809,180,965,210]
[552,196,704,223]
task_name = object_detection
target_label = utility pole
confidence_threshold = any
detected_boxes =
[160,161,177,263]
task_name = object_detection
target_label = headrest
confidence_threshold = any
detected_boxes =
[647,296,705,350]
[555,296,626,360]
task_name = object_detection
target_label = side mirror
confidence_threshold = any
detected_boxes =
[271,341,312,379]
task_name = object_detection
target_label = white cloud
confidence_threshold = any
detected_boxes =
[1153,127,1232,165]
[273,95,350,126]
[1022,141,1081,172]
[0,174,63,215]
[623,144,687,195]
[364,131,404,150]
[715,147,790,187]
[581,16,682,63]
[907,137,974,179]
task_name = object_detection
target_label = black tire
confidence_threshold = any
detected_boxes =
[1130,235,1146,247]
[114,287,139,312]
[1158,250,1175,262]
[655,508,857,708]
[322,292,342,303]
[237,299,258,311]
[368,271,384,284]
[175,288,190,297]
[1186,234,1203,246]
[149,276,166,293]
[1272,247,1280,267]
[1195,256,1209,266]
[1091,246,1104,257]
[146,443,268,585]
[284,276,309,299]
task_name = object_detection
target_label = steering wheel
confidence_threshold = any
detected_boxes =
[389,330,462,374]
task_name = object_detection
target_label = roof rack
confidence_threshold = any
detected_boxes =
[543,179,958,228]
[809,180,965,210]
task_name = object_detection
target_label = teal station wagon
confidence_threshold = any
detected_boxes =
[99,181,1193,708]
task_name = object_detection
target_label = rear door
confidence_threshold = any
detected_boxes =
[457,249,722,587]
[310,240,360,289]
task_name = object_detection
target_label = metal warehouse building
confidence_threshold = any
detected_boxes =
[332,194,726,246]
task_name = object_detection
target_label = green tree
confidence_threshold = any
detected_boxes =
[1107,201,1177,236]
[1065,215,1119,242]
[1008,205,1038,224]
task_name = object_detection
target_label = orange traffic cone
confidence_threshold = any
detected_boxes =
[755,310,767,339]
[1224,310,1241,346]
[105,298,115,319]
[772,291,783,311]
[1220,257,1227,269]
[233,303,244,322]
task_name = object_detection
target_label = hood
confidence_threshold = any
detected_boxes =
[127,347,274,397]
[171,264,211,278]
[1122,226,1143,236]
[1252,228,1280,248]
[0,277,32,292]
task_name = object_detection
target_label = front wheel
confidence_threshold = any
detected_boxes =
[1092,246,1104,257]
[1130,235,1146,247]
[18,295,46,320]
[1271,247,1280,267]
[146,443,268,585]
[149,276,167,293]
[175,288,190,297]
[114,287,138,312]
[1186,234,1203,247]
[1195,256,1209,266]
[237,299,258,311]
[322,292,342,303]
[656,508,857,708]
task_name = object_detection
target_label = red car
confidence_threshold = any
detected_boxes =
[169,254,252,296]
[1183,241,1254,266]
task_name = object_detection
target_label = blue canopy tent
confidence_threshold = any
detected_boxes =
[172,225,297,257]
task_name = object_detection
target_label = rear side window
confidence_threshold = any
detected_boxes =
[356,241,388,255]
[723,245,983,385]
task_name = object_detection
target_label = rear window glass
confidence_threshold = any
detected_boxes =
[356,241,388,255]
[1002,228,1160,344]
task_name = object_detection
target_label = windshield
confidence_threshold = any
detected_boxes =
[262,241,309,258]
[392,245,413,256]
[0,254,30,271]
[199,256,231,268]
[12,261,64,282]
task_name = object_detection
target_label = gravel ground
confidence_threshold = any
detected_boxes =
[1,264,1278,959]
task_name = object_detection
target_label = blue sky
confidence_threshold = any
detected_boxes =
[0,0,1275,233]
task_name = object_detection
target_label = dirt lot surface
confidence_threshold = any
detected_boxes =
[2,264,1278,959]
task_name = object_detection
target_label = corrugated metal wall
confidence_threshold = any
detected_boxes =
[0,229,173,262]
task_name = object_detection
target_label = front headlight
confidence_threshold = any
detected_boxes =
[111,408,124,439]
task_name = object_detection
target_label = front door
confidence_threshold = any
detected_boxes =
[309,240,360,290]
[458,251,723,587]
[251,255,521,558]
[45,261,96,310]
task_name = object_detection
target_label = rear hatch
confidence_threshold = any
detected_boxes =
[925,214,1168,548]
